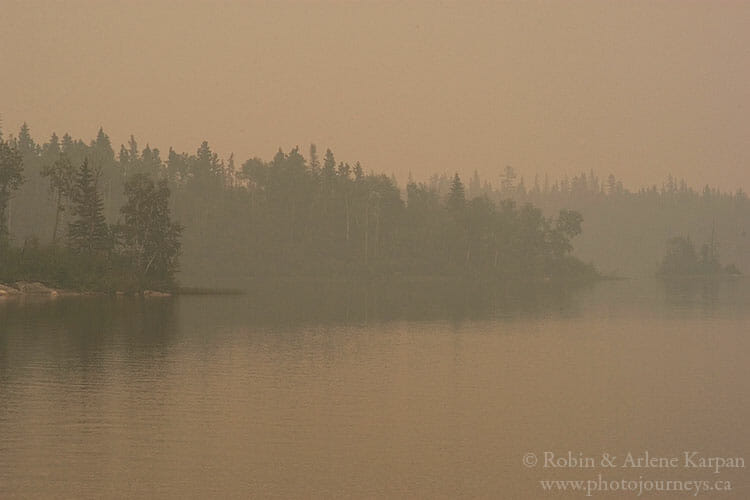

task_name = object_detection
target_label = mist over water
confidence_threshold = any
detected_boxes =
[2,279,748,498]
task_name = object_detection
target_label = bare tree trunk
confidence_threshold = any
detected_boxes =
[52,191,62,243]
[345,194,350,244]
[375,207,380,258]
[0,190,7,238]
[364,202,369,267]
[375,207,380,259]
[7,197,11,237]
[145,251,158,274]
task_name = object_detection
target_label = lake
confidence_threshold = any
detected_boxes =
[1,278,748,498]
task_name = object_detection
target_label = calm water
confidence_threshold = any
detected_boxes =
[1,279,748,498]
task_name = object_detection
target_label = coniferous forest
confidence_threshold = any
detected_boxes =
[0,124,597,291]
[0,130,182,293]
[1,123,748,290]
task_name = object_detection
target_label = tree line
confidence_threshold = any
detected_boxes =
[449,167,749,278]
[0,123,596,288]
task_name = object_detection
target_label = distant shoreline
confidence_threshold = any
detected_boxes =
[1,273,610,300]
[656,273,744,281]
[0,282,174,299]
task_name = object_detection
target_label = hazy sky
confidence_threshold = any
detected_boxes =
[2,1,749,190]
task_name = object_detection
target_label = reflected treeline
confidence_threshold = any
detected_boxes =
[0,282,585,385]
[0,297,178,366]
[208,278,587,325]
[572,276,750,318]
[1,296,176,335]
[0,280,585,337]
[0,297,178,388]
[659,276,748,312]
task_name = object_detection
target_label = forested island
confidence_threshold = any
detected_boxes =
[657,235,741,277]
[0,124,598,292]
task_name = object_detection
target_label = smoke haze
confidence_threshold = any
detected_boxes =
[2,1,749,190]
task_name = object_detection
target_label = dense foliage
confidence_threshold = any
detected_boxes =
[5,122,749,285]
[0,132,181,292]
[0,137,24,240]
[118,174,183,290]
[456,167,750,277]
[0,124,600,288]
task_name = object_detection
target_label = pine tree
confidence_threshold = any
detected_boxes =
[323,148,336,179]
[68,159,109,253]
[17,122,36,156]
[500,165,516,194]
[44,133,61,159]
[308,144,320,174]
[447,172,465,211]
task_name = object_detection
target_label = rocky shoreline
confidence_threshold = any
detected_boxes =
[0,282,171,298]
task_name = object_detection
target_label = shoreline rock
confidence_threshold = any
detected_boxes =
[0,284,23,297]
[0,282,176,299]
[14,281,59,296]
[0,282,85,298]
[0,282,60,297]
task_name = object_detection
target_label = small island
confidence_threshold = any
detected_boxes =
[657,235,741,277]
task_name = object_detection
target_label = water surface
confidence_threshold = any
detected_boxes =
[1,279,748,498]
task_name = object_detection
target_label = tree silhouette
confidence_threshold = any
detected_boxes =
[0,138,24,241]
[119,174,183,288]
[447,173,465,212]
[68,159,109,254]
[41,155,75,243]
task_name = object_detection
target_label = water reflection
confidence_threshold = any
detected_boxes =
[659,275,747,312]
[0,298,178,382]
[1,279,748,498]
[2,277,746,364]
[209,278,587,325]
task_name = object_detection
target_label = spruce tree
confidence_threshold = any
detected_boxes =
[68,159,109,253]
[447,172,465,212]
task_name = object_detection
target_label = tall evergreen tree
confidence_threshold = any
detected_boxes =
[68,159,109,253]
[447,172,465,212]
[0,138,24,241]
[323,148,336,182]
[17,122,36,156]
[500,165,516,194]
[308,144,320,174]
